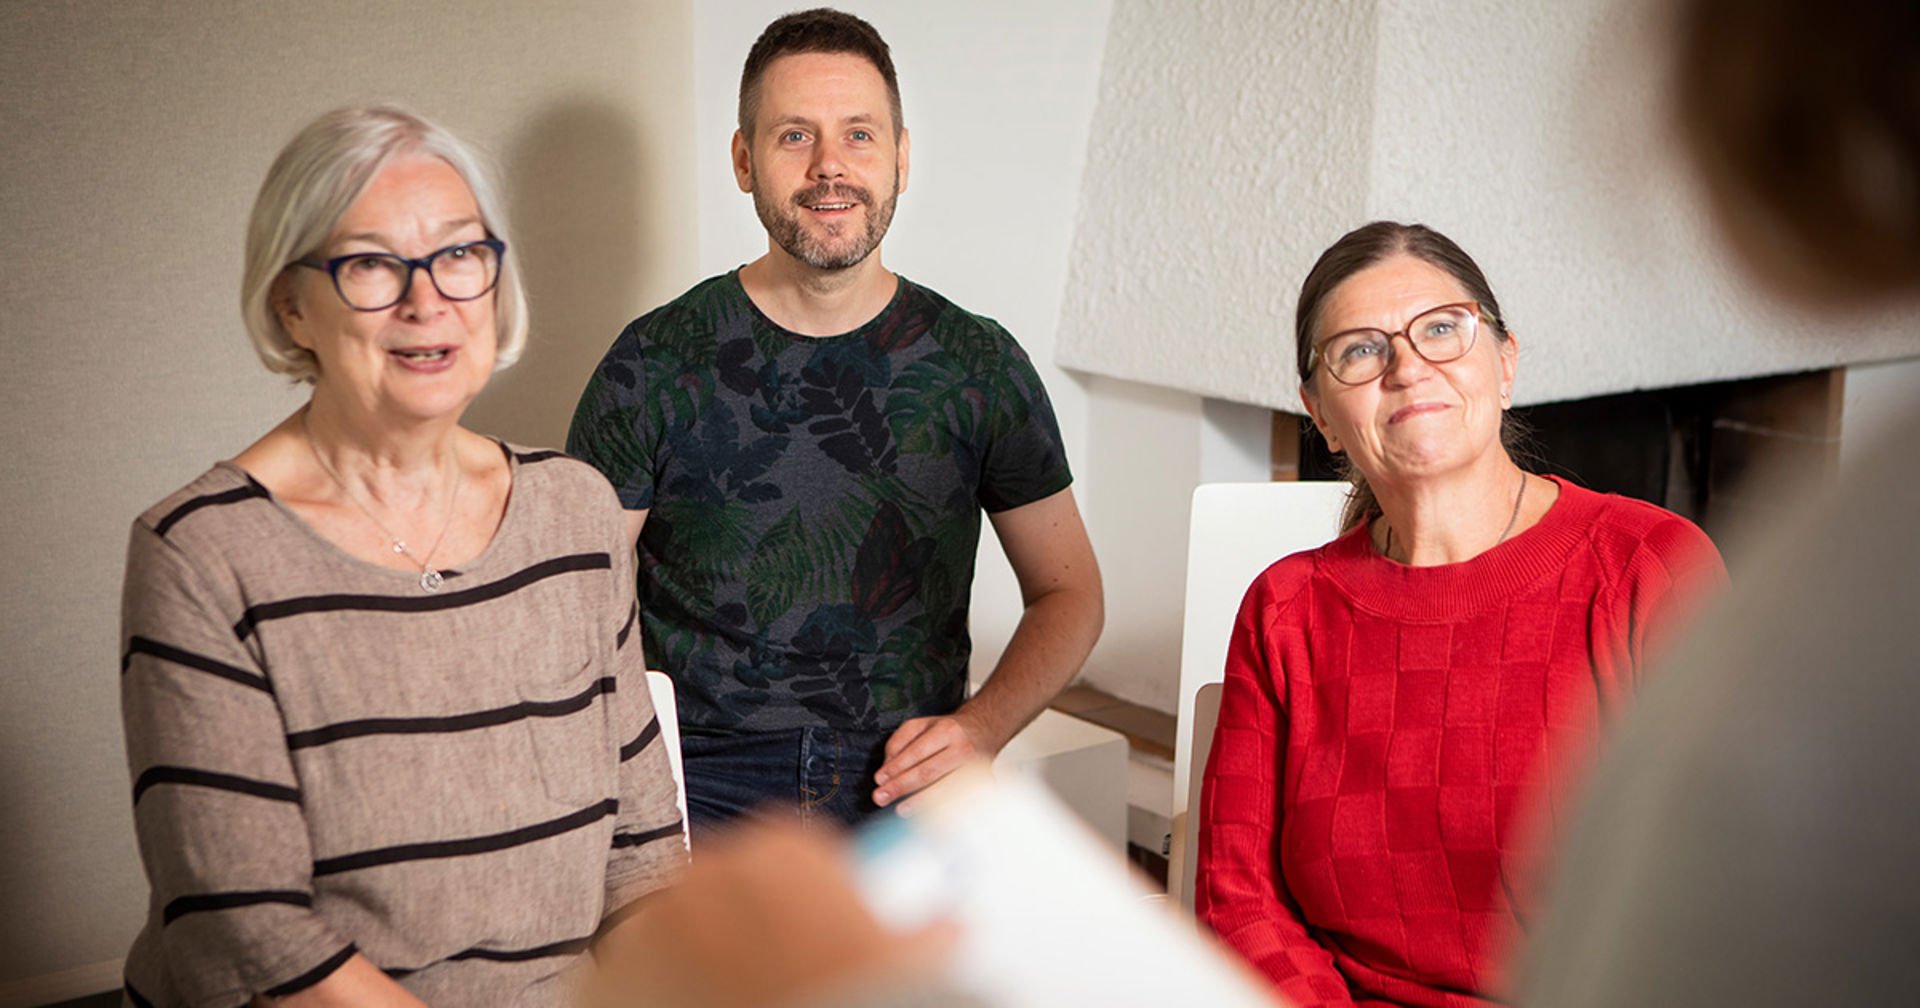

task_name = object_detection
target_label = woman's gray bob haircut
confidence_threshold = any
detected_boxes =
[240,105,529,382]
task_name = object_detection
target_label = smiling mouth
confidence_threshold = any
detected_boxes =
[794,182,870,213]
[1389,402,1449,424]
[392,348,451,361]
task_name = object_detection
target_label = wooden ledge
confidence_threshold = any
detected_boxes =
[1049,684,1175,763]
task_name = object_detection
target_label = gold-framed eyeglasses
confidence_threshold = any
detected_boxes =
[1310,301,1486,386]
[295,238,505,312]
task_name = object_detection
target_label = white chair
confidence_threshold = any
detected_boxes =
[644,670,690,848]
[1167,481,1348,911]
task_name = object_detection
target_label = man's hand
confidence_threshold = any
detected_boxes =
[873,710,995,808]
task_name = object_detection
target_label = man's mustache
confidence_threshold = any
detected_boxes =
[791,183,872,208]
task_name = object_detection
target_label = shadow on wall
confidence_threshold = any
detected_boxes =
[464,97,651,450]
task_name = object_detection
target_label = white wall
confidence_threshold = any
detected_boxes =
[0,1,694,997]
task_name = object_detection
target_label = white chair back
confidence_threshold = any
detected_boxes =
[1168,481,1348,911]
[644,670,690,846]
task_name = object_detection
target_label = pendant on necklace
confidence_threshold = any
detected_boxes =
[420,568,445,593]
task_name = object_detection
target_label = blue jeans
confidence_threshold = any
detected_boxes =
[680,727,895,843]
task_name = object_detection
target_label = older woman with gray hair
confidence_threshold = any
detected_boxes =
[118,105,684,1007]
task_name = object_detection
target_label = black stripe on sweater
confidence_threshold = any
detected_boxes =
[263,943,358,998]
[384,935,591,979]
[611,821,683,849]
[513,448,569,465]
[287,676,615,749]
[312,799,618,876]
[133,766,300,806]
[619,716,661,762]
[234,552,611,639]
[123,636,271,693]
[154,481,269,538]
[450,935,591,962]
[163,889,311,925]
[616,602,638,649]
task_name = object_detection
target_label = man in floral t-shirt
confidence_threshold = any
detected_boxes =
[568,8,1102,833]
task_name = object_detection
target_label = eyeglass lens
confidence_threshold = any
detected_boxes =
[1320,304,1479,384]
[332,242,500,310]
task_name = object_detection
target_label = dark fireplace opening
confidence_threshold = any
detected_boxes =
[1284,368,1842,548]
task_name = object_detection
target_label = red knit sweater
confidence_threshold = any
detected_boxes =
[1195,478,1725,1007]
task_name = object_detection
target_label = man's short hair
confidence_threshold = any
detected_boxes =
[738,8,902,138]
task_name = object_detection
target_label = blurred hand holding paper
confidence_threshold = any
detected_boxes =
[851,765,1285,1008]
[582,764,1282,1008]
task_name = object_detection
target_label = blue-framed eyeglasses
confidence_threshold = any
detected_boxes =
[294,238,505,312]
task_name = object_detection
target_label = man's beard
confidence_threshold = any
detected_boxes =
[752,175,899,271]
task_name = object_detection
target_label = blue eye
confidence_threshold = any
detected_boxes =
[782,130,807,143]
[1339,338,1385,362]
[850,129,873,142]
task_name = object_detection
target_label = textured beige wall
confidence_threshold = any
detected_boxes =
[1059,0,1920,410]
[1058,0,1376,409]
[0,0,693,994]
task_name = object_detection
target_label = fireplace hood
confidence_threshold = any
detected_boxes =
[1055,0,1920,412]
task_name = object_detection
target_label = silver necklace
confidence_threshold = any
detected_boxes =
[302,412,463,592]
[1383,471,1529,564]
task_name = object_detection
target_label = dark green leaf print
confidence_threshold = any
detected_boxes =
[885,359,988,458]
[651,497,754,573]
[745,508,838,626]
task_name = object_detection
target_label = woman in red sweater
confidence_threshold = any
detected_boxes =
[1194,222,1726,1007]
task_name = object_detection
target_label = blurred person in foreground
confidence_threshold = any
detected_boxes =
[1519,1,1920,1004]
[1195,222,1726,1006]
[117,106,683,1007]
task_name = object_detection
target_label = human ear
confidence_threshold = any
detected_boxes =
[271,273,309,348]
[895,127,911,195]
[1498,329,1519,406]
[1300,383,1343,454]
[733,130,753,194]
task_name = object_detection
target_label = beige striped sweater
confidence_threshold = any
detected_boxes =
[118,444,685,1007]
